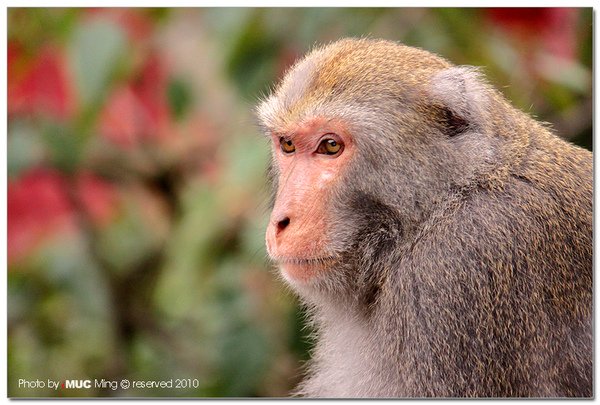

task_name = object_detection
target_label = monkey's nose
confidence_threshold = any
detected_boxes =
[277,217,291,234]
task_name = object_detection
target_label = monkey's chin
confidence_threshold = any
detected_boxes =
[279,261,329,285]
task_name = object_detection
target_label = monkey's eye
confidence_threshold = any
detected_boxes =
[317,137,343,156]
[279,137,296,154]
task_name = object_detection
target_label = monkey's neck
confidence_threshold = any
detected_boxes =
[301,296,405,397]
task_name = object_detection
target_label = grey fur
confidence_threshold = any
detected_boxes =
[258,39,592,398]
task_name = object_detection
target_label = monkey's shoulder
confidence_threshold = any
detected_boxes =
[400,176,592,320]
[421,175,590,262]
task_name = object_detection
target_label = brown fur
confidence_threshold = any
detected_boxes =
[257,38,592,398]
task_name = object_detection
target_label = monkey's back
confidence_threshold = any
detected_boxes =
[392,131,592,397]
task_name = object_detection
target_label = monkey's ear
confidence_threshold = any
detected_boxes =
[427,66,490,137]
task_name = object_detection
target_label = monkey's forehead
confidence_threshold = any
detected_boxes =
[306,39,450,89]
[257,38,451,131]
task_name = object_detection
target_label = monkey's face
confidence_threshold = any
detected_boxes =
[259,39,500,298]
[265,116,355,285]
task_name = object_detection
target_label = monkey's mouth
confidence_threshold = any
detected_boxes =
[274,255,336,266]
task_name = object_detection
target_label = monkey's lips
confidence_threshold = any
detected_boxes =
[274,256,336,282]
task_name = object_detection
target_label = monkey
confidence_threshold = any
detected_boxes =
[256,38,592,398]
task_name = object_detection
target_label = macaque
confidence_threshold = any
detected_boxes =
[256,38,592,398]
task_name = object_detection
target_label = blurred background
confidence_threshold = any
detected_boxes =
[7,8,592,397]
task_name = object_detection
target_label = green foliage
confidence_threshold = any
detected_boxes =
[69,19,126,108]
[226,10,280,100]
[7,121,45,178]
[42,123,85,173]
[167,78,193,121]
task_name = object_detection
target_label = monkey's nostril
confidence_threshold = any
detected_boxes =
[277,217,291,232]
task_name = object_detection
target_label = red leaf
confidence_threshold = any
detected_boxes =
[77,172,119,226]
[133,53,171,141]
[8,169,74,263]
[8,45,77,120]
[486,8,578,60]
[99,85,144,148]
[8,168,119,264]
[99,52,174,148]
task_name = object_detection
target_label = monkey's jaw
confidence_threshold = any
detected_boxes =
[276,257,335,284]
[280,263,321,284]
